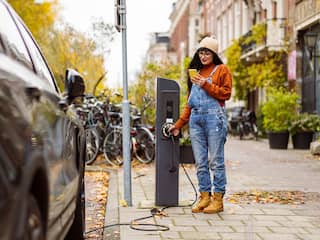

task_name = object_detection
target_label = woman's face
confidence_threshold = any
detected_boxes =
[198,49,213,66]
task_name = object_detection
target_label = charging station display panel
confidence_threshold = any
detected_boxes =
[155,78,180,206]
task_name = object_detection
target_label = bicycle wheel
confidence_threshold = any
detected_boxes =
[135,127,155,164]
[103,129,123,166]
[85,127,100,165]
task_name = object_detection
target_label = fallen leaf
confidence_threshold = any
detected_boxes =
[120,199,128,207]
[226,190,320,205]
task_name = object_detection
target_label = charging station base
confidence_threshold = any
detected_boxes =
[155,77,180,207]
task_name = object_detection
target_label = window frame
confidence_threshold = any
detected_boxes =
[14,17,59,93]
[0,35,4,53]
[6,5,60,93]
[0,1,33,70]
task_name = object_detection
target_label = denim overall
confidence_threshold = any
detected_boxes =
[188,65,228,193]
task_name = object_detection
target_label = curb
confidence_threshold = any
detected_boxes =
[102,168,120,240]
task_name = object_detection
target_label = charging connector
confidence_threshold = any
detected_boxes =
[161,122,174,138]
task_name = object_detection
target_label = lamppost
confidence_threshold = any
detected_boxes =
[304,32,318,60]
[304,32,318,113]
[115,0,132,206]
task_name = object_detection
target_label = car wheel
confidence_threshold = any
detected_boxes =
[25,194,44,240]
[65,175,85,239]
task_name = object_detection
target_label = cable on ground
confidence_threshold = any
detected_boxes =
[85,135,198,235]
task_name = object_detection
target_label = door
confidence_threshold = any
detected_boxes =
[316,38,320,114]
[302,44,316,113]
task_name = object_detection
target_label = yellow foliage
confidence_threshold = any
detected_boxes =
[42,26,106,92]
[130,59,191,125]
[8,1,107,94]
[8,0,59,42]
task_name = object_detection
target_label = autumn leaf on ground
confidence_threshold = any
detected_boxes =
[85,170,109,239]
[226,190,320,205]
[227,207,235,214]
[120,199,128,207]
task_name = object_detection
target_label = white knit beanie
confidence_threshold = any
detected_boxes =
[198,37,219,54]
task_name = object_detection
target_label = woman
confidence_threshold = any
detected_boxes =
[169,36,232,214]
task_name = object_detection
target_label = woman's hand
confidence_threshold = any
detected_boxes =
[190,73,206,87]
[168,125,180,137]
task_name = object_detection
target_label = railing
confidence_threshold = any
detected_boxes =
[240,19,286,56]
[240,23,267,55]
[266,18,287,51]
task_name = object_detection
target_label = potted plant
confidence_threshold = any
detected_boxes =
[289,113,320,149]
[179,130,195,164]
[261,88,299,149]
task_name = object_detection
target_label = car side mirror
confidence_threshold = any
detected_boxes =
[65,69,85,101]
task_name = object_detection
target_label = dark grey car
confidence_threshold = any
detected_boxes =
[0,1,86,239]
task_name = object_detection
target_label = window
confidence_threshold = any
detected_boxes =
[255,11,260,23]
[0,2,32,68]
[14,17,57,91]
[217,18,222,49]
[234,0,240,39]
[228,7,233,44]
[222,13,227,50]
[272,1,277,19]
[242,1,248,35]
[261,9,267,21]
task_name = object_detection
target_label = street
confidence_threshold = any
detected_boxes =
[95,137,320,240]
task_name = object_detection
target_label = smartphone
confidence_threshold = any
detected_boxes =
[188,69,198,78]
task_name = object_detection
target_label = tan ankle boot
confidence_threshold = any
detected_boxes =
[191,192,210,213]
[203,192,224,214]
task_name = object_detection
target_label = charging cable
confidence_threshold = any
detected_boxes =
[85,130,198,235]
[170,135,197,206]
[85,208,169,235]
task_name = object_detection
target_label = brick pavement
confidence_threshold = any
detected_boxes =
[104,137,320,240]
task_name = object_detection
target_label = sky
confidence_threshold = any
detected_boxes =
[60,0,174,88]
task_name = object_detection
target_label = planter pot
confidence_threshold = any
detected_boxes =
[310,141,320,154]
[268,131,289,149]
[292,132,314,149]
[179,145,195,164]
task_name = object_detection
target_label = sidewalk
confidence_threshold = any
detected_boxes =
[104,137,320,240]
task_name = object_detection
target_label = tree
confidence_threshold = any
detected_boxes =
[130,59,191,125]
[225,23,287,100]
[225,40,248,100]
[8,1,111,94]
[44,25,106,92]
[89,19,117,95]
[90,18,117,55]
[8,0,59,45]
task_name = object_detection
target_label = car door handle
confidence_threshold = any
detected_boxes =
[25,86,41,101]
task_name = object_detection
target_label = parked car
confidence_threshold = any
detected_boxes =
[0,1,86,239]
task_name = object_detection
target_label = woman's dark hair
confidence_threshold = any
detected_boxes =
[187,48,223,92]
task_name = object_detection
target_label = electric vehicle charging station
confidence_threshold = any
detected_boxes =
[155,77,180,206]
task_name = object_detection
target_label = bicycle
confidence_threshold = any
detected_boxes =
[102,124,135,167]
[131,114,155,164]
[101,101,155,166]
[77,96,106,165]
[84,110,100,164]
